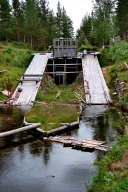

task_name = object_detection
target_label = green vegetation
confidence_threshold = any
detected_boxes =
[99,38,128,67]
[25,74,85,130]
[78,45,99,52]
[0,45,32,96]
[35,73,85,103]
[0,0,74,50]
[26,104,79,130]
[88,123,128,192]
[90,57,128,192]
[102,60,128,110]
[0,41,31,50]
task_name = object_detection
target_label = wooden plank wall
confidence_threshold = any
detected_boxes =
[82,55,112,104]
[12,53,52,106]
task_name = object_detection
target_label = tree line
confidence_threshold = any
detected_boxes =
[77,0,128,48]
[0,0,74,50]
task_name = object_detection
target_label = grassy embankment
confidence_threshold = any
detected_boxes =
[25,74,85,130]
[88,60,128,192]
[0,42,33,101]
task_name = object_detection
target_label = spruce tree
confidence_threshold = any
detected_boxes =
[12,0,21,42]
[0,0,12,41]
[116,0,128,40]
[24,0,42,50]
[56,1,62,37]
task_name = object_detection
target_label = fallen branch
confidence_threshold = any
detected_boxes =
[124,62,128,68]
[56,90,61,98]
[74,92,86,104]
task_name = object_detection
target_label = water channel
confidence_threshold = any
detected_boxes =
[0,105,122,192]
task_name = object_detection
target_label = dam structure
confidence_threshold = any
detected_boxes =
[12,38,111,106]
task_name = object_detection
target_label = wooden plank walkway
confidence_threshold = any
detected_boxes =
[12,53,52,106]
[43,136,107,152]
[82,55,112,104]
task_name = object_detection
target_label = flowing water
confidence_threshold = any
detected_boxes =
[0,105,122,192]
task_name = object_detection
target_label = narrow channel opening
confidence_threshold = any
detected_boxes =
[46,58,82,85]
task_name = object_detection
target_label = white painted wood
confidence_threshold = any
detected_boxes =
[82,55,112,104]
[12,53,52,106]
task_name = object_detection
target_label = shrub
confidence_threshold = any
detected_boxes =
[109,37,128,63]
[78,45,99,51]
[99,48,110,67]
[13,50,33,68]
[4,45,13,54]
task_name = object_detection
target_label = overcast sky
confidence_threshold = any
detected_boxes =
[49,0,93,33]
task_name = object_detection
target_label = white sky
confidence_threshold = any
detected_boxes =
[48,0,93,33]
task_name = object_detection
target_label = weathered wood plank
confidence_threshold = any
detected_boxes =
[12,53,52,105]
[82,55,112,104]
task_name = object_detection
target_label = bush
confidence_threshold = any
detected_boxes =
[99,48,110,67]
[109,37,128,63]
[13,50,33,68]
[118,93,128,109]
[4,45,13,54]
[78,45,99,51]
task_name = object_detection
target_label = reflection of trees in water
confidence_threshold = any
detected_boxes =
[0,107,24,132]
[92,110,123,143]
[82,106,124,161]
[28,140,53,165]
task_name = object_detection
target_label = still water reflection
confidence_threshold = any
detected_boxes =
[0,105,122,192]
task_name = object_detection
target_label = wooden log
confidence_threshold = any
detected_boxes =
[0,123,41,138]
[44,120,79,135]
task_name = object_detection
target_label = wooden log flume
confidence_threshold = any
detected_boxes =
[0,123,41,138]
[43,136,108,152]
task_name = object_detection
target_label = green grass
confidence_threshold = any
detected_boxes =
[25,104,80,130]
[89,60,128,191]
[102,60,128,110]
[88,124,128,192]
[0,43,33,98]
[1,41,31,50]
[36,86,80,103]
[35,74,85,103]
[26,74,84,131]
[0,93,8,101]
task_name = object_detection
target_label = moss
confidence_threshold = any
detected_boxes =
[25,104,80,130]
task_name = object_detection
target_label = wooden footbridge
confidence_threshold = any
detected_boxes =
[12,38,111,106]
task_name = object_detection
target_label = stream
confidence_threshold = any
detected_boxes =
[0,105,122,192]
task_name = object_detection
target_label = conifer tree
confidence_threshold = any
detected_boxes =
[24,0,42,50]
[91,0,116,48]
[56,1,62,37]
[47,10,58,45]
[0,0,12,41]
[12,0,21,42]
[116,0,128,40]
